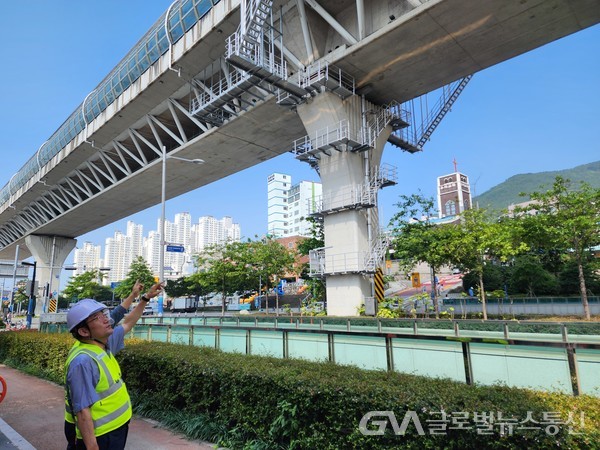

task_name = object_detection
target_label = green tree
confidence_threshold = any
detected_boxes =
[12,280,29,311]
[389,193,455,316]
[63,269,103,301]
[164,276,191,298]
[462,263,505,293]
[195,237,296,314]
[449,208,528,320]
[508,255,559,296]
[195,242,251,314]
[296,217,326,303]
[249,236,297,312]
[185,270,212,299]
[517,177,600,319]
[558,257,600,296]
[113,256,156,299]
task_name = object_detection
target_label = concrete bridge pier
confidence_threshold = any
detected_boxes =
[25,235,77,314]
[296,92,392,316]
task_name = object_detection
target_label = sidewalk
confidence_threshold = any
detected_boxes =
[0,365,216,450]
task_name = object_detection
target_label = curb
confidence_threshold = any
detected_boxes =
[0,418,35,450]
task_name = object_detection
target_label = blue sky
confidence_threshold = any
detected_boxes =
[1,2,598,271]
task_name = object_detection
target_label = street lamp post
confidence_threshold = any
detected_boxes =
[159,146,167,284]
[159,146,204,311]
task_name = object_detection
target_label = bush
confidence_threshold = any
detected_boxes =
[1,331,599,449]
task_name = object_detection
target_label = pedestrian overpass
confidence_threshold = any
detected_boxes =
[0,0,597,315]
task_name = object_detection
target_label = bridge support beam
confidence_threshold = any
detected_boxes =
[297,92,391,316]
[25,235,77,315]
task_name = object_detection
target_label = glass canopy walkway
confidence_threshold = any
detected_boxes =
[0,0,221,206]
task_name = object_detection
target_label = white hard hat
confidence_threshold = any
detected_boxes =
[67,299,106,331]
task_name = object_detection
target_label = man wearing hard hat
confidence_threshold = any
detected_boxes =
[64,280,163,450]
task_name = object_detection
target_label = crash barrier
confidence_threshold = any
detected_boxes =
[41,316,600,396]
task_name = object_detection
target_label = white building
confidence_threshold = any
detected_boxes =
[143,230,161,276]
[191,216,241,252]
[220,216,241,242]
[104,232,132,284]
[73,242,102,276]
[168,213,192,277]
[267,173,322,237]
[127,221,144,257]
[267,173,290,237]
[84,213,240,284]
[103,222,144,284]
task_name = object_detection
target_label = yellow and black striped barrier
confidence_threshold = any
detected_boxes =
[374,267,384,302]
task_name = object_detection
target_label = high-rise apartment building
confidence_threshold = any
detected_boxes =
[220,216,241,242]
[102,222,144,284]
[104,231,132,284]
[267,173,322,237]
[127,221,144,257]
[191,216,241,252]
[143,230,161,275]
[73,242,102,276]
[69,213,240,285]
[169,213,192,276]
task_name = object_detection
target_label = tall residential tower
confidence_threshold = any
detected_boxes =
[267,173,322,237]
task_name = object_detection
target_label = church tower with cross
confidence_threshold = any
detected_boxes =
[437,159,472,219]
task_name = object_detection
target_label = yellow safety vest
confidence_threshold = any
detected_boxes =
[64,340,132,438]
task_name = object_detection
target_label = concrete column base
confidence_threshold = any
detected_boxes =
[25,235,76,315]
[326,275,372,316]
[296,92,391,316]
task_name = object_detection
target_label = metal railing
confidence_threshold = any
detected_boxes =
[299,60,355,98]
[116,317,599,396]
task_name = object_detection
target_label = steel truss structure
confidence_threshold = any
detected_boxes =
[0,0,472,252]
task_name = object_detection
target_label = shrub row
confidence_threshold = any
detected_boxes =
[1,331,599,449]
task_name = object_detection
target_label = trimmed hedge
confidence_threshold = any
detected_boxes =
[1,331,599,449]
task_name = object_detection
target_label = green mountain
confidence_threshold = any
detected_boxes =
[473,160,600,211]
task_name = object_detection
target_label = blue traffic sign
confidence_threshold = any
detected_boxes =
[166,245,185,253]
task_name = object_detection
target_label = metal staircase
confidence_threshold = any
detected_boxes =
[363,232,390,273]
[307,164,397,217]
[241,0,273,50]
[306,168,393,277]
[388,75,473,153]
[358,101,409,152]
[226,0,307,98]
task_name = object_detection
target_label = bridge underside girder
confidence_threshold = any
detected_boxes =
[0,0,598,259]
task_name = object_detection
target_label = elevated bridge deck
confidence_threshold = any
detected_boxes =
[0,0,598,260]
